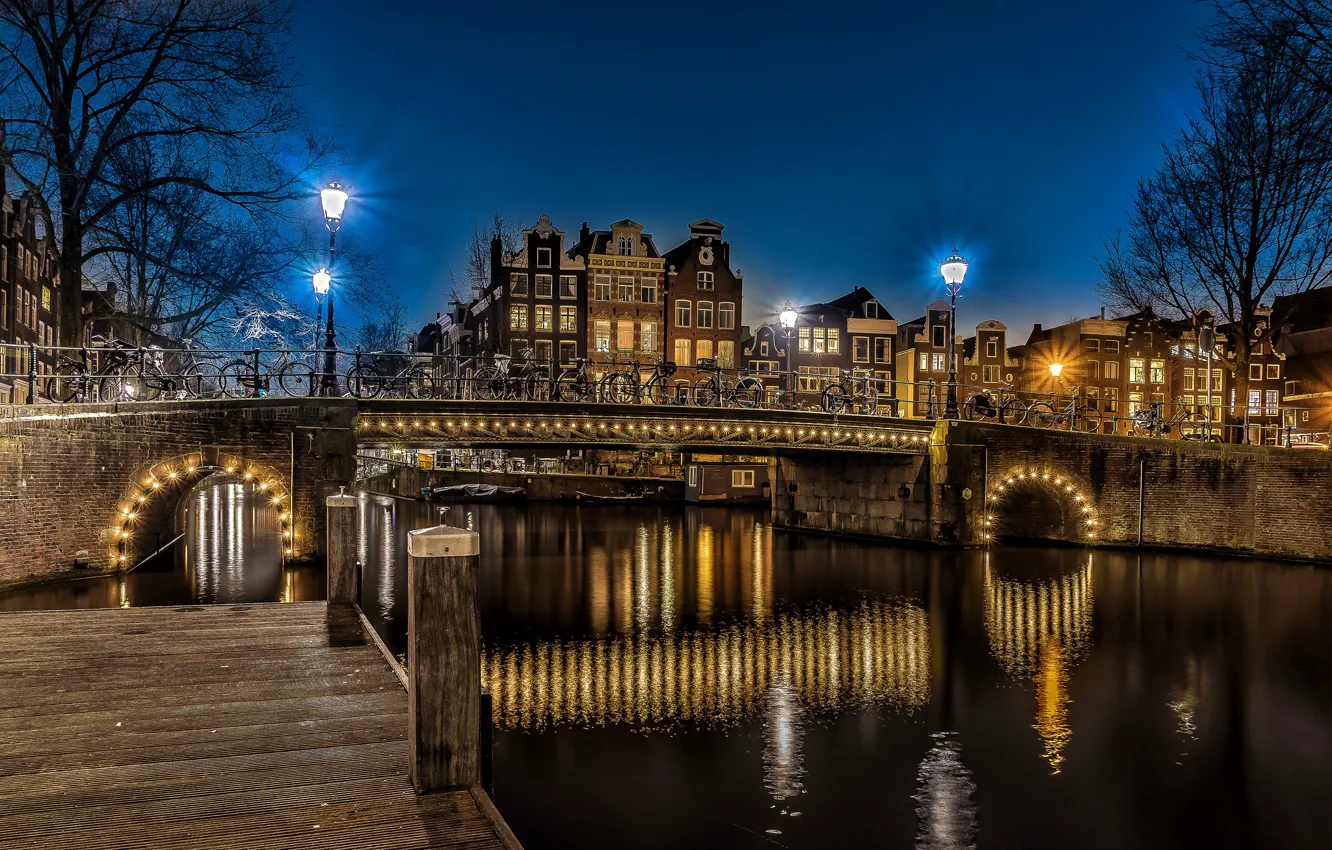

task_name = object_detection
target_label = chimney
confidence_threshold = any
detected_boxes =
[1033,323,1042,333]
[1100,306,1105,319]
[580,221,590,243]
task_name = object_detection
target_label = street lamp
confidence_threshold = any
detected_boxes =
[318,182,348,395]
[779,303,798,407]
[940,249,969,418]
[312,268,331,361]
[1048,362,1064,379]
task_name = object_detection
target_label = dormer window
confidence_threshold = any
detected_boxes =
[617,236,634,256]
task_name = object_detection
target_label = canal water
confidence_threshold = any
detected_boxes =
[2,478,1331,850]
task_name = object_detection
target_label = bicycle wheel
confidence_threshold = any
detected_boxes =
[47,362,89,403]
[1175,411,1210,440]
[405,367,436,400]
[1073,406,1102,433]
[602,373,637,404]
[733,377,764,409]
[694,377,720,407]
[1131,411,1157,437]
[643,376,670,405]
[998,398,1028,425]
[821,383,848,413]
[188,362,225,399]
[1026,401,1057,428]
[555,373,590,403]
[861,383,879,415]
[471,367,503,400]
[278,361,316,396]
[962,395,989,421]
[523,373,550,402]
[345,364,383,399]
[219,360,255,399]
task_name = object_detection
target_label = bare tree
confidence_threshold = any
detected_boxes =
[357,292,411,352]
[1206,1,1332,93]
[453,214,524,299]
[1098,39,1332,414]
[0,0,329,347]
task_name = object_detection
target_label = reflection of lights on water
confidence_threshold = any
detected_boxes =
[983,555,1092,775]
[750,522,770,623]
[1168,658,1199,745]
[483,598,929,731]
[635,524,651,632]
[186,479,282,603]
[1033,638,1072,774]
[660,522,676,635]
[914,732,977,850]
[696,524,715,625]
[763,672,804,802]
[118,577,130,609]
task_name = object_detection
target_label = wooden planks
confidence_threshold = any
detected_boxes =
[0,601,522,850]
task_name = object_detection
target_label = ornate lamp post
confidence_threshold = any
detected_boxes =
[1049,362,1064,393]
[312,267,331,366]
[319,181,348,396]
[779,303,798,407]
[940,249,969,419]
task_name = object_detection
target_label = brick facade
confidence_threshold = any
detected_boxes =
[662,219,743,384]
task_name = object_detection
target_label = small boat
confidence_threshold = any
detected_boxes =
[422,483,527,503]
[574,490,650,504]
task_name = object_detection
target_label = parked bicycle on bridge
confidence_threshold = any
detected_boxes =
[820,369,879,414]
[693,358,764,408]
[962,380,1028,424]
[1026,385,1102,432]
[1132,399,1215,440]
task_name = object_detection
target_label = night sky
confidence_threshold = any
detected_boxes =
[290,0,1211,337]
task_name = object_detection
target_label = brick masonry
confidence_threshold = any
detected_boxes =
[774,419,1332,561]
[0,398,356,588]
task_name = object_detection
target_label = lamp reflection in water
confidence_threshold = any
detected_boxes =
[482,598,930,731]
[983,553,1094,774]
[1168,656,1200,747]
[763,671,804,804]
[914,732,977,850]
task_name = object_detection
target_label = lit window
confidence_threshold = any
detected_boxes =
[1129,358,1145,384]
[641,322,658,353]
[674,338,692,367]
[1248,390,1261,414]
[812,327,826,353]
[983,365,999,383]
[798,326,811,352]
[1183,368,1194,391]
[618,277,635,302]
[560,306,577,332]
[509,305,528,331]
[718,340,734,366]
[827,328,840,354]
[595,320,611,352]
[918,352,928,371]
[696,339,713,361]
[1265,390,1278,415]
[617,235,634,256]
[931,353,945,371]
[617,321,635,350]
[594,276,611,301]
[535,305,552,331]
[1150,359,1164,384]
[1104,360,1120,380]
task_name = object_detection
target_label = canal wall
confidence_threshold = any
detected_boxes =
[772,420,1332,561]
[361,466,684,502]
[0,399,357,588]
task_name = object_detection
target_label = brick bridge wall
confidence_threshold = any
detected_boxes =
[0,399,357,589]
[773,419,1332,561]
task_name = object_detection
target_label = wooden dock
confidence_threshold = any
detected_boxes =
[0,601,522,850]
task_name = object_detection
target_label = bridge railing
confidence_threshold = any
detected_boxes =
[0,340,1320,447]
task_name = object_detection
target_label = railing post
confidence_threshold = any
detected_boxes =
[26,342,36,404]
[249,348,260,398]
[406,523,482,794]
[326,489,358,604]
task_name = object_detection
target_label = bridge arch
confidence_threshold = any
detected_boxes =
[109,450,292,569]
[983,466,1099,544]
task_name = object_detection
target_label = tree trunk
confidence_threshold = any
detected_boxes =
[1232,337,1252,444]
[58,216,84,350]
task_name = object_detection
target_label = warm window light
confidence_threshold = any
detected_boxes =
[1049,363,1064,378]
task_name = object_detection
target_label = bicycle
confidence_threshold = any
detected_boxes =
[47,339,181,403]
[345,353,436,400]
[218,348,319,398]
[600,358,680,404]
[553,357,594,402]
[469,351,547,401]
[693,358,764,408]
[962,380,1027,425]
[1132,399,1213,440]
[1026,385,1102,433]
[821,369,878,414]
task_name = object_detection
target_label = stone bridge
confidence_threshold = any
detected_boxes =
[2,397,1329,588]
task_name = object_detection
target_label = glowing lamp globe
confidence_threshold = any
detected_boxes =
[779,303,798,332]
[1049,363,1064,378]
[940,249,969,286]
[320,181,349,226]
[313,268,331,296]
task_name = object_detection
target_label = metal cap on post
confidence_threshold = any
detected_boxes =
[407,523,482,794]
[325,487,358,605]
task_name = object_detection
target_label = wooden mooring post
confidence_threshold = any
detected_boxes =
[407,523,483,794]
[326,489,359,604]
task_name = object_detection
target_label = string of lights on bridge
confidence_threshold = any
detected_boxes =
[355,414,932,452]
[984,468,1099,542]
[113,453,293,567]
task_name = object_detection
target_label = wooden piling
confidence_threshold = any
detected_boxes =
[326,491,359,604]
[407,523,482,794]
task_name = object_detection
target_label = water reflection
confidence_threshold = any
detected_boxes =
[483,598,930,731]
[914,732,977,850]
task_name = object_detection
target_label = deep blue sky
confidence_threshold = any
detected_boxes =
[290,0,1212,337]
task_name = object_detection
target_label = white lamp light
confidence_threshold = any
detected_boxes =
[320,181,348,230]
[779,303,798,332]
[313,268,331,296]
[940,249,969,287]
